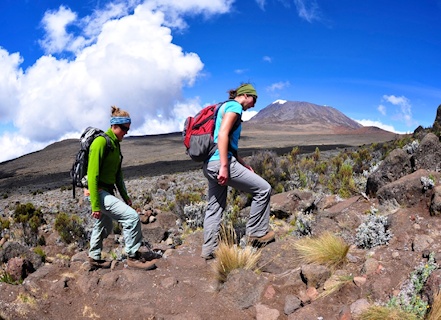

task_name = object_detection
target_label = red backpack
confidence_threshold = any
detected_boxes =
[183,101,240,162]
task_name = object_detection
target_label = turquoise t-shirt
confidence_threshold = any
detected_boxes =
[209,100,242,161]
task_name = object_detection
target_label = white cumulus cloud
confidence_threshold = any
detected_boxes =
[0,1,235,162]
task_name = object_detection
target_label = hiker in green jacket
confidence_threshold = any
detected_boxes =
[87,106,157,270]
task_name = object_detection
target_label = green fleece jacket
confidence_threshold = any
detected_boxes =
[87,128,129,212]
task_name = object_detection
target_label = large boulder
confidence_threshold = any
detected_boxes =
[5,257,35,281]
[430,185,441,216]
[413,132,441,171]
[220,268,269,309]
[431,104,441,136]
[0,241,43,270]
[366,148,413,196]
[270,190,316,219]
[376,169,439,207]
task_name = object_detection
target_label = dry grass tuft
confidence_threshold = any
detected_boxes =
[318,274,354,299]
[293,231,350,268]
[212,223,261,283]
[356,305,418,320]
[428,289,441,320]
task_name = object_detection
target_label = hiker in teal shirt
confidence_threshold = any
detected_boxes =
[201,83,275,260]
[87,106,158,270]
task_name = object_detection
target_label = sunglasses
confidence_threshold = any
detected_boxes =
[118,124,130,133]
[249,95,257,104]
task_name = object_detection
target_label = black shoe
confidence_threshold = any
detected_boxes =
[201,253,215,261]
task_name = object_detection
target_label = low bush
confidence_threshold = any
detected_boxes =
[355,210,393,249]
[249,150,290,192]
[183,202,206,229]
[293,212,314,237]
[174,189,204,221]
[54,212,87,246]
[387,252,438,319]
[0,217,10,232]
[13,203,45,246]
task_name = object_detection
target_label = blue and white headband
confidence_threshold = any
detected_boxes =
[110,117,131,125]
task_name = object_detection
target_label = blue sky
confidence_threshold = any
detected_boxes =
[0,0,440,162]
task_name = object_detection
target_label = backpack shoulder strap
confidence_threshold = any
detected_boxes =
[217,99,242,131]
[101,133,114,159]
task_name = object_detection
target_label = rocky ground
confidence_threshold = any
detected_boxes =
[3,129,441,320]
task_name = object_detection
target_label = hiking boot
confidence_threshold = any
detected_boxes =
[248,230,275,247]
[127,252,158,270]
[201,252,215,261]
[89,257,111,269]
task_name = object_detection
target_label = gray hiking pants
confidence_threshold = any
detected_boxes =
[201,157,272,257]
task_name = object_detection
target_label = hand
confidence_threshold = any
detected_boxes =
[217,167,229,186]
[126,198,132,206]
[244,164,254,172]
[91,211,101,219]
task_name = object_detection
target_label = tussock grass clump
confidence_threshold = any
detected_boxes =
[318,273,354,299]
[293,231,349,268]
[212,223,261,283]
[356,305,418,320]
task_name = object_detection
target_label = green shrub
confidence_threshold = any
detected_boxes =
[312,147,320,162]
[13,203,43,226]
[351,147,373,174]
[0,217,10,231]
[0,272,23,285]
[327,162,356,198]
[13,203,44,246]
[174,189,203,220]
[33,247,46,262]
[387,252,438,319]
[37,235,46,246]
[54,212,86,245]
[249,150,289,191]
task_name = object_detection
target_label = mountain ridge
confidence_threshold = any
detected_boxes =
[0,100,400,191]
[249,100,362,129]
[244,100,394,135]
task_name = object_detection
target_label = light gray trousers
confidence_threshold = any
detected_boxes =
[202,157,272,256]
[89,190,142,260]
